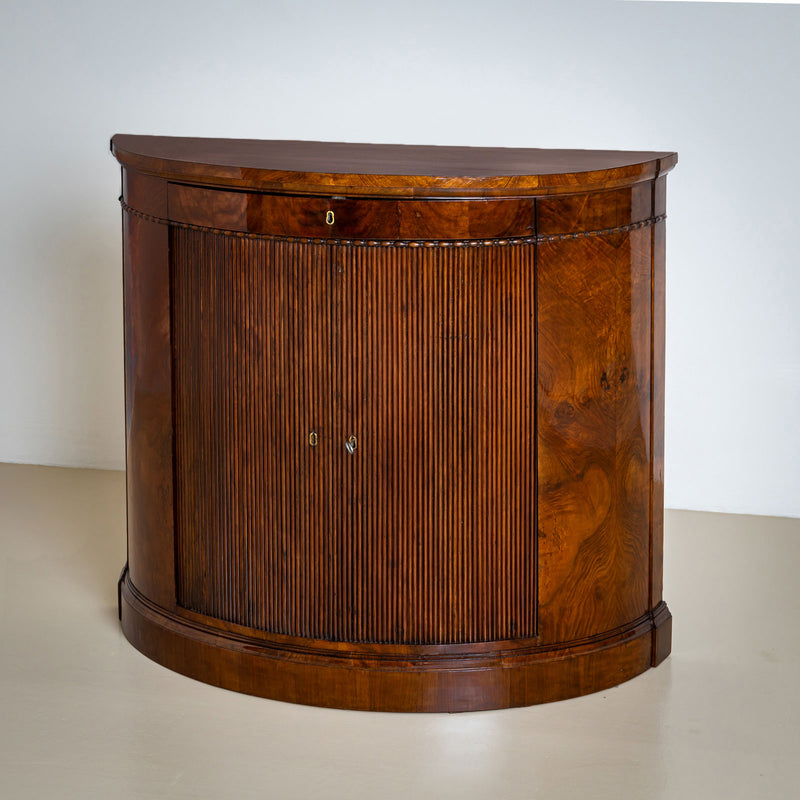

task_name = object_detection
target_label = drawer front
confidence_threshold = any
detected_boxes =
[167,183,536,240]
[536,182,653,236]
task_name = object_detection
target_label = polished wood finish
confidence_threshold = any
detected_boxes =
[171,230,536,644]
[537,217,652,643]
[114,136,676,712]
[121,170,174,609]
[167,182,539,239]
[112,134,676,197]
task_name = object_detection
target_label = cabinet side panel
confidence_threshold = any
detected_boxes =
[537,225,653,642]
[171,231,333,638]
[122,210,176,608]
[335,243,537,644]
[651,215,666,607]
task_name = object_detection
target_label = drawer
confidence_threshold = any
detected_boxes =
[167,183,536,240]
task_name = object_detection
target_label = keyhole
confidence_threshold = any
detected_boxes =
[325,210,335,225]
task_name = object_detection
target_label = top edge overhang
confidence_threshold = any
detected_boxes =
[111,135,678,198]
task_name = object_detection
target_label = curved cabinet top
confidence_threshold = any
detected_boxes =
[111,135,677,198]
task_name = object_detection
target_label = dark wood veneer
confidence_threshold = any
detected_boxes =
[112,135,676,197]
[114,136,676,712]
[167,183,539,240]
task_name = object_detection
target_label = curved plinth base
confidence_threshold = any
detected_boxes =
[119,569,671,713]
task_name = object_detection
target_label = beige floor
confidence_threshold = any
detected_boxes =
[0,462,798,799]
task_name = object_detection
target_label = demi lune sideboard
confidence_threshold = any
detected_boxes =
[112,135,676,712]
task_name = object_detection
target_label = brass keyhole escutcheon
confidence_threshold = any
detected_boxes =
[345,435,357,454]
[325,210,335,226]
[308,431,318,447]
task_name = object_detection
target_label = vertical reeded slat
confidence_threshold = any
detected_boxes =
[173,231,536,644]
[334,240,537,644]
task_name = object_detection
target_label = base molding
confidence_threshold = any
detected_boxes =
[119,567,671,712]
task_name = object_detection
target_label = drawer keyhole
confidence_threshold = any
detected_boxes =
[325,210,335,226]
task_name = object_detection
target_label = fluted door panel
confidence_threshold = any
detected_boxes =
[172,232,536,644]
[172,229,334,638]
[333,243,537,644]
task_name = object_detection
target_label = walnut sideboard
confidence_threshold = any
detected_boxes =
[112,135,676,712]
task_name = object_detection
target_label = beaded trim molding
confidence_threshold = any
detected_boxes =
[119,199,666,248]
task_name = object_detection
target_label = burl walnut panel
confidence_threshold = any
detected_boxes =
[113,136,676,712]
[537,228,652,643]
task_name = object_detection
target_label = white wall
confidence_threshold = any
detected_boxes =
[1,0,798,516]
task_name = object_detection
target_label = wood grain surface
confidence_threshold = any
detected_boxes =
[537,217,653,642]
[122,172,175,608]
[171,231,536,645]
[112,134,676,197]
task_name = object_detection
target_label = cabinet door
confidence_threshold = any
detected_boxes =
[332,243,537,644]
[171,231,335,639]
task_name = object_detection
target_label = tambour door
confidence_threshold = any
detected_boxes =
[171,229,335,639]
[332,241,537,645]
[170,227,538,646]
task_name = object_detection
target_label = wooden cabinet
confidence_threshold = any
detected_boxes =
[113,135,676,712]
